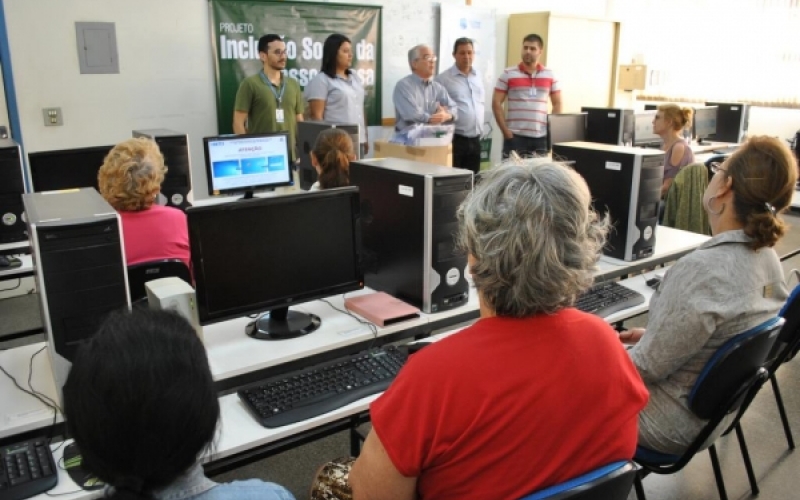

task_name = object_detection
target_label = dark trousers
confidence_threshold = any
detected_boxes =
[502,134,548,158]
[452,134,482,174]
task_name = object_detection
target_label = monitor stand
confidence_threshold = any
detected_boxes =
[245,306,321,340]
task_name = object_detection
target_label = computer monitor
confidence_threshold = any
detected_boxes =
[693,106,718,144]
[547,113,586,150]
[581,107,634,145]
[27,145,113,192]
[633,111,660,147]
[187,187,364,340]
[202,132,293,198]
[705,102,749,143]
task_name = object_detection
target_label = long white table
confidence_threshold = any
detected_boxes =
[2,225,710,499]
[1,226,710,441]
[25,265,670,500]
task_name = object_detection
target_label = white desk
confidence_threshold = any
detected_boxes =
[689,141,739,154]
[0,253,33,280]
[596,226,709,281]
[2,224,706,441]
[205,290,430,392]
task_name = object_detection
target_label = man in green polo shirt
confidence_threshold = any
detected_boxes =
[233,34,304,162]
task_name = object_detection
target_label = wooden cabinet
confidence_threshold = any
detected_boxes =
[507,12,620,112]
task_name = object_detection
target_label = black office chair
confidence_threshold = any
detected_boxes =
[722,286,800,495]
[519,461,637,500]
[633,316,784,500]
[127,259,192,303]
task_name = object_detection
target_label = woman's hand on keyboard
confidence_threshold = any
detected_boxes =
[618,328,645,345]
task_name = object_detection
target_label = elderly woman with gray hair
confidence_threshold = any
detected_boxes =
[310,161,648,500]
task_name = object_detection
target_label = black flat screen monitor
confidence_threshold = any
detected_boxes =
[203,132,293,198]
[547,113,586,150]
[187,187,364,340]
[693,106,718,144]
[28,145,113,192]
[633,111,660,146]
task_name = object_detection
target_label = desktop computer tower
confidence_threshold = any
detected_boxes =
[297,121,360,190]
[552,142,664,261]
[350,158,472,313]
[581,107,635,146]
[705,102,749,143]
[23,188,130,395]
[132,129,193,210]
[0,139,27,245]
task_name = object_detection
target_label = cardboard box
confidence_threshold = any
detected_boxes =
[373,139,452,167]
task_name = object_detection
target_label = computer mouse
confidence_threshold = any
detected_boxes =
[0,255,10,268]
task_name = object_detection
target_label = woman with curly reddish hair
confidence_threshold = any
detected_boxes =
[98,137,190,268]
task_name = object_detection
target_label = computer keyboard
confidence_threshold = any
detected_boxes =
[239,345,408,428]
[576,281,646,318]
[0,438,57,500]
[712,146,739,154]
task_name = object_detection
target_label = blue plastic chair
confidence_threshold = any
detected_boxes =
[633,316,784,500]
[519,461,636,500]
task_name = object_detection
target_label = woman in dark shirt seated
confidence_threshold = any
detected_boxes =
[63,309,294,500]
[309,128,355,191]
[97,138,190,268]
[311,160,649,500]
[620,136,796,454]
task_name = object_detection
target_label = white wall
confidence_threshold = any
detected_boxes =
[609,0,800,141]
[4,0,796,184]
[4,0,218,198]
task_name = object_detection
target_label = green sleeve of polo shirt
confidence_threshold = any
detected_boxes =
[234,78,254,112]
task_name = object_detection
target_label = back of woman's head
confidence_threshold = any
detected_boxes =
[98,138,166,212]
[63,309,219,499]
[313,128,353,189]
[725,135,798,249]
[458,160,609,317]
[658,103,693,131]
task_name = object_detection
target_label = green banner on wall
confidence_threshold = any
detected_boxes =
[209,0,382,134]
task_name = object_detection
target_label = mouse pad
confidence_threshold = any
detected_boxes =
[63,442,105,491]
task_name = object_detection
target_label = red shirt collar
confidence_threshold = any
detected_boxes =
[517,62,544,75]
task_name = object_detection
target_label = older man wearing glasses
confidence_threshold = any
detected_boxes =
[233,34,304,163]
[393,44,456,132]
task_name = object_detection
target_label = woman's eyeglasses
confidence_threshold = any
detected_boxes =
[710,162,727,175]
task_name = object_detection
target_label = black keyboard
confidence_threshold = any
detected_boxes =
[239,345,408,428]
[0,438,57,500]
[576,281,645,318]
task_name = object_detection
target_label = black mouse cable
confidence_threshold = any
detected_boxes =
[0,351,61,440]
[0,278,21,292]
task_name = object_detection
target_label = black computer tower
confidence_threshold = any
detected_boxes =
[132,129,193,210]
[705,102,749,143]
[0,139,27,245]
[23,188,129,394]
[552,142,664,261]
[297,121,360,190]
[581,107,635,146]
[350,158,472,313]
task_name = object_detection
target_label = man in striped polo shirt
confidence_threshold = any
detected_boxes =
[492,34,562,157]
